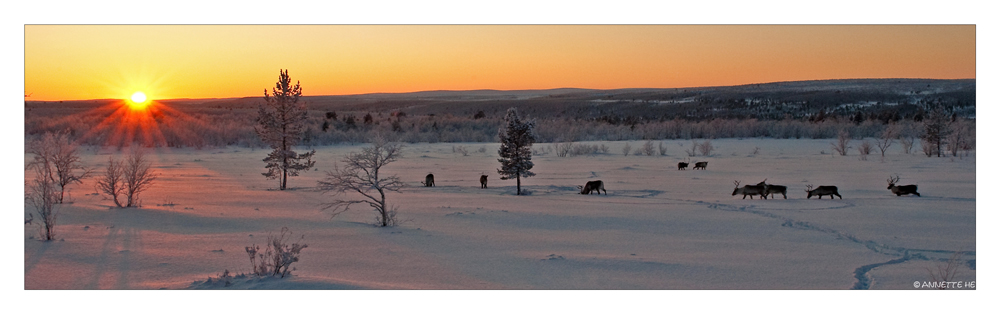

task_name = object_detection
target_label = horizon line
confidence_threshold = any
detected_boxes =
[24,77,976,103]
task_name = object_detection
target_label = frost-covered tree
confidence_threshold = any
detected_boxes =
[496,108,536,195]
[317,135,404,227]
[255,69,315,190]
[95,156,125,207]
[26,132,91,203]
[96,149,157,207]
[26,165,59,241]
[123,149,157,207]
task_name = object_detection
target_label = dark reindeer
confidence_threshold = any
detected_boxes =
[733,180,767,199]
[578,180,607,195]
[757,179,787,199]
[887,176,919,196]
[480,175,488,189]
[423,173,435,187]
[693,161,708,170]
[678,162,689,170]
[806,185,842,199]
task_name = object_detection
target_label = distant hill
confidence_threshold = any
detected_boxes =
[27,78,974,122]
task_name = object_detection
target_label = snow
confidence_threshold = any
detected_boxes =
[21,138,978,308]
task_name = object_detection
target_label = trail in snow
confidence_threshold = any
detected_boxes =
[688,199,974,289]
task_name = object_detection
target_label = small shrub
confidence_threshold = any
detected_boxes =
[453,145,469,156]
[858,140,872,160]
[622,143,631,156]
[927,251,965,289]
[556,142,572,157]
[658,142,667,156]
[641,140,656,156]
[599,144,609,154]
[633,147,644,156]
[751,146,760,156]
[698,139,714,156]
[831,130,851,156]
[477,146,487,154]
[245,227,308,278]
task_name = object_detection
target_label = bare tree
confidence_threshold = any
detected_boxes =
[256,69,316,190]
[96,156,125,207]
[25,166,59,241]
[946,118,973,157]
[875,125,896,161]
[123,149,157,207]
[95,149,157,208]
[831,129,851,156]
[685,140,697,157]
[26,132,91,203]
[900,136,915,154]
[497,108,537,195]
[317,136,404,227]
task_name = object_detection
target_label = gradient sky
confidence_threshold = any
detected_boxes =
[24,25,975,101]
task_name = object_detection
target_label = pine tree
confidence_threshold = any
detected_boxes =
[496,108,536,195]
[256,69,315,190]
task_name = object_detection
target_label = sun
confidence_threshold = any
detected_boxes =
[129,91,148,109]
[131,91,147,103]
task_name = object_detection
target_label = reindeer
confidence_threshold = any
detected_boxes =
[678,162,689,170]
[423,174,435,187]
[693,161,708,170]
[887,176,919,196]
[733,180,767,199]
[480,175,488,189]
[806,185,842,199]
[757,179,787,199]
[578,180,607,195]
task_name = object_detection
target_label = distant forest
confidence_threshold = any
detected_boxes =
[24,79,975,148]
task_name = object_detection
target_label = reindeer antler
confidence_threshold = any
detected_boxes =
[888,175,900,185]
[805,185,813,192]
[734,180,741,187]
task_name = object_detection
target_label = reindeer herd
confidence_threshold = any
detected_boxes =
[419,163,919,199]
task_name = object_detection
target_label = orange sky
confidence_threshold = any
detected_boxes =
[24,25,975,101]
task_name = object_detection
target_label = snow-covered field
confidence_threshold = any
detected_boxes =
[24,138,975,290]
